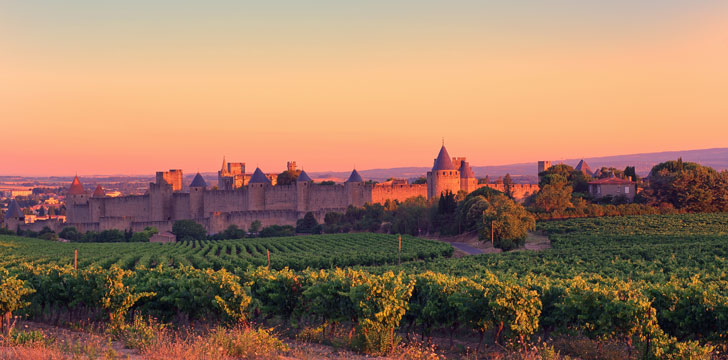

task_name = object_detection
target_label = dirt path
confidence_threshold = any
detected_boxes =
[449,242,484,255]
[425,231,551,256]
[524,231,552,251]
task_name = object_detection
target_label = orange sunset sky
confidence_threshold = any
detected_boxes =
[1,1,728,176]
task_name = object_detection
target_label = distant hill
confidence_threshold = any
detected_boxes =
[10,148,724,186]
[308,148,728,183]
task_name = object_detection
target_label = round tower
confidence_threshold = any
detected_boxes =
[296,169,313,213]
[247,167,270,211]
[345,169,364,206]
[189,172,207,218]
[66,175,89,223]
[426,145,461,199]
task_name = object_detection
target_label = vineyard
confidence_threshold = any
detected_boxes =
[0,233,453,271]
[1,214,727,358]
[394,213,728,283]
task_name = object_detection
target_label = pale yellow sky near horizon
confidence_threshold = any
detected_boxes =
[1,1,727,176]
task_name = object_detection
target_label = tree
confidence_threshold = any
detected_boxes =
[539,164,591,194]
[249,220,262,234]
[503,173,514,199]
[390,196,431,236]
[319,180,336,185]
[59,226,82,241]
[323,212,344,233]
[276,170,301,186]
[534,180,573,214]
[623,166,639,181]
[412,177,427,185]
[97,229,125,242]
[259,225,296,237]
[644,159,728,212]
[482,194,535,251]
[172,220,207,241]
[296,212,320,234]
[130,227,158,242]
[595,167,624,179]
[38,226,57,241]
[434,191,458,235]
[220,225,246,239]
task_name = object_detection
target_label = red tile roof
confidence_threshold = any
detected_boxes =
[92,185,105,197]
[588,177,634,185]
[68,176,86,195]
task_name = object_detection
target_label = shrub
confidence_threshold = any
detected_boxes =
[0,269,35,334]
[171,220,207,241]
[258,225,295,238]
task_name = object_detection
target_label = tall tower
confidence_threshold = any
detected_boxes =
[426,145,461,199]
[296,169,313,213]
[538,161,551,174]
[247,167,270,210]
[66,175,90,223]
[538,161,551,183]
[156,170,183,191]
[3,199,25,231]
[345,169,364,206]
[189,173,207,219]
[459,160,478,193]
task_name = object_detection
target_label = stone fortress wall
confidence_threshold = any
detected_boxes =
[53,146,539,234]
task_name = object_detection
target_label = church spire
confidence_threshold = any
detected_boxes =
[220,156,227,174]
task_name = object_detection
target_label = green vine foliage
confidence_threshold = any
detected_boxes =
[0,268,35,333]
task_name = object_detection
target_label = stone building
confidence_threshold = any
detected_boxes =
[588,176,636,201]
[3,199,25,231]
[58,145,538,235]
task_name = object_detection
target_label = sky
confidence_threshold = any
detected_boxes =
[2,1,728,176]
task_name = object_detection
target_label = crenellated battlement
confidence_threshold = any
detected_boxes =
[63,147,540,234]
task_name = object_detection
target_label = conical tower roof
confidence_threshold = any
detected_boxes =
[459,161,476,178]
[432,145,455,171]
[92,185,106,197]
[575,160,593,176]
[249,167,271,184]
[297,170,313,182]
[346,169,363,183]
[68,176,85,195]
[4,199,24,219]
[190,173,207,187]
[220,156,227,174]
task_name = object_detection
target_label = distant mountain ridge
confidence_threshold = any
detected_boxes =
[6,148,726,185]
[307,148,728,183]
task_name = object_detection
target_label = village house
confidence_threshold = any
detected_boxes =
[588,176,636,201]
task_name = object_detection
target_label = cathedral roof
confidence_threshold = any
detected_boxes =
[92,185,106,197]
[432,145,456,171]
[575,160,593,176]
[298,170,313,182]
[4,199,24,219]
[249,167,271,184]
[190,173,207,187]
[68,176,86,195]
[459,161,476,178]
[346,169,363,183]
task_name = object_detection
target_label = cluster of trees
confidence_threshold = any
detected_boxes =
[315,187,534,251]
[57,226,158,243]
[174,219,296,241]
[529,158,728,219]
[643,159,728,212]
[15,226,58,241]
